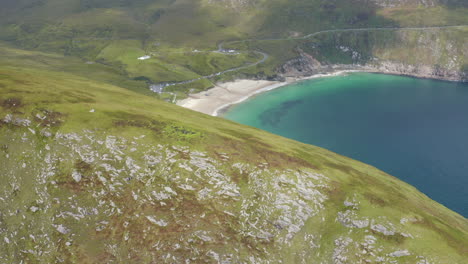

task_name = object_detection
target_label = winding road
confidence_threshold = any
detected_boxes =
[150,25,467,92]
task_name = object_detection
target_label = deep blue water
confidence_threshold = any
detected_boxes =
[224,73,468,217]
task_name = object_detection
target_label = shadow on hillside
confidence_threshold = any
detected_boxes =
[443,0,468,8]
[245,0,401,69]
[258,0,399,38]
[299,29,401,66]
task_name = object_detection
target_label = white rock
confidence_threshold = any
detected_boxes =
[146,216,168,227]
[344,199,356,207]
[389,250,411,257]
[401,232,414,238]
[3,114,13,123]
[152,191,171,200]
[197,234,212,242]
[132,191,138,201]
[352,219,369,228]
[371,224,395,236]
[56,224,70,234]
[71,170,82,182]
[164,187,177,195]
[41,130,52,137]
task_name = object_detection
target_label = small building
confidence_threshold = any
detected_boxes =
[138,55,151,60]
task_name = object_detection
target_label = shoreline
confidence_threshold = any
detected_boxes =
[177,70,362,116]
[176,68,466,116]
[211,81,287,117]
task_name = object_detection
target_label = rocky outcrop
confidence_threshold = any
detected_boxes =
[277,55,467,81]
[0,125,331,263]
[277,49,323,77]
[368,60,467,81]
[278,54,467,81]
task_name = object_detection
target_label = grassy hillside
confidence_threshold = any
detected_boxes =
[0,1,467,263]
[0,42,467,263]
[0,0,466,97]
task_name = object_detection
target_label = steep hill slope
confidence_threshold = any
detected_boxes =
[0,44,467,263]
[260,26,468,81]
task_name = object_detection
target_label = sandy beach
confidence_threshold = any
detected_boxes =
[177,71,360,116]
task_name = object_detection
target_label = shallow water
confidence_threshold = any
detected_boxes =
[224,73,468,217]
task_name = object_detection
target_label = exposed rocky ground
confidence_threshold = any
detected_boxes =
[1,102,466,262]
[1,116,330,262]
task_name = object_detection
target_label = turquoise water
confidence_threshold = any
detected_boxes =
[224,73,468,217]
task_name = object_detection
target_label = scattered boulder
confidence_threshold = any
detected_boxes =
[389,250,411,257]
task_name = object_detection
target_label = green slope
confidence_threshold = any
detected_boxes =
[0,44,467,263]
[0,0,466,96]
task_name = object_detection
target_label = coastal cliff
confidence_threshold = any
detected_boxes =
[368,60,467,81]
[277,28,468,82]
[278,57,467,82]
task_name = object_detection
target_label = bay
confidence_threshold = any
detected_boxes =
[224,73,468,217]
